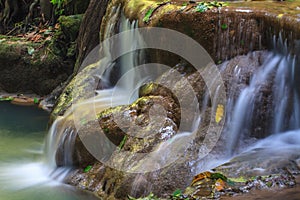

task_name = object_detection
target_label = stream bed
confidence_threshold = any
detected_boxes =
[0,102,98,200]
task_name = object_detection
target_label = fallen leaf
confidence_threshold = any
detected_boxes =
[277,14,284,18]
[215,178,226,191]
[143,8,155,23]
[84,165,92,173]
[215,104,224,123]
[191,172,211,185]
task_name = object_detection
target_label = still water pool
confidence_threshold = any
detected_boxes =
[0,102,98,200]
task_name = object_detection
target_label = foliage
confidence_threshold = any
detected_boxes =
[181,2,188,10]
[0,96,14,101]
[143,8,155,23]
[33,98,39,104]
[172,189,185,199]
[103,127,109,133]
[84,165,92,173]
[27,47,35,55]
[210,172,227,181]
[221,24,228,30]
[172,189,182,197]
[191,171,227,186]
[142,1,172,23]
[50,0,68,15]
[195,1,228,12]
[119,135,128,151]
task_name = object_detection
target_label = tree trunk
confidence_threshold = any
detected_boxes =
[74,0,110,73]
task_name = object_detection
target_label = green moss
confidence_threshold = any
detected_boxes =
[0,36,41,61]
[97,105,124,119]
[123,0,180,25]
[139,83,158,97]
[58,14,83,41]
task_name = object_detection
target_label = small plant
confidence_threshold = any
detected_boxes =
[118,135,128,151]
[33,98,39,104]
[143,8,155,23]
[221,24,228,30]
[103,127,109,133]
[143,1,171,23]
[84,165,92,173]
[172,189,182,198]
[50,0,67,15]
[195,1,228,13]
[0,96,14,101]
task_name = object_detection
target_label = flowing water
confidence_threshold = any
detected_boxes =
[0,6,299,199]
[223,36,300,156]
[0,102,99,200]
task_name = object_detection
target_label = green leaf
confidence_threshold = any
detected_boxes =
[128,195,136,200]
[172,189,182,197]
[143,8,155,23]
[33,98,39,104]
[103,127,109,133]
[119,135,127,151]
[84,165,92,173]
[27,47,35,55]
[0,96,14,101]
[195,4,208,12]
[228,176,248,183]
[210,172,227,181]
[195,1,228,12]
[221,24,228,30]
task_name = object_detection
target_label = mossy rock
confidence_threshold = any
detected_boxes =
[51,61,101,118]
[58,14,83,42]
[0,36,72,95]
[113,0,300,63]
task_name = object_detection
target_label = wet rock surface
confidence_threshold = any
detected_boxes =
[53,0,300,199]
[62,50,300,199]
[118,0,300,63]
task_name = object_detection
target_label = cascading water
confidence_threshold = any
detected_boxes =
[46,7,150,171]
[0,6,147,200]
[0,1,299,199]
[223,35,300,156]
[0,103,99,200]
[48,18,300,197]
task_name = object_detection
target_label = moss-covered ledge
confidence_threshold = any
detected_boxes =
[0,14,83,96]
[104,0,300,62]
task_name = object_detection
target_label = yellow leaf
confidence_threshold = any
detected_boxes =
[191,172,211,186]
[215,178,226,191]
[277,14,284,19]
[215,104,224,123]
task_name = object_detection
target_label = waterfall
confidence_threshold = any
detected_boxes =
[225,35,300,155]
[42,8,300,197]
[45,8,147,177]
